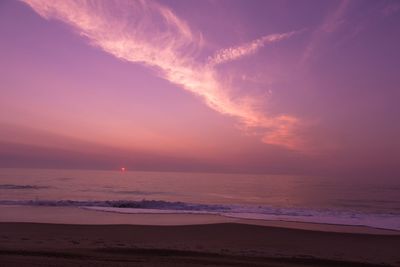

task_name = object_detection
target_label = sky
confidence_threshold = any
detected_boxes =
[0,0,399,178]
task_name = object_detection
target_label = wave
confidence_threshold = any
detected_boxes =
[0,199,229,211]
[0,184,48,190]
[112,190,174,196]
[1,199,399,231]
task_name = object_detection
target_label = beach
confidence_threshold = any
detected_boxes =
[2,0,400,265]
[1,206,400,267]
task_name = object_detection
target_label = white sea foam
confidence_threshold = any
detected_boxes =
[1,199,399,231]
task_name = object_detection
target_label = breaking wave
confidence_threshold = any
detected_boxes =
[1,199,399,231]
[0,184,48,190]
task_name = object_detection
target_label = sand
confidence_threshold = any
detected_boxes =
[1,223,400,266]
[1,206,400,266]
[1,205,399,235]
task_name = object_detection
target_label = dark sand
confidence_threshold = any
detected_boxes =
[1,222,400,267]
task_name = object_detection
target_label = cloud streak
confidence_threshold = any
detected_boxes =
[302,0,350,63]
[22,0,303,150]
[209,31,298,66]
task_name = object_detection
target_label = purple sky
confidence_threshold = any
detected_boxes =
[0,0,399,178]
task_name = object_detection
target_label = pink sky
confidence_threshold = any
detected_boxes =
[0,0,399,178]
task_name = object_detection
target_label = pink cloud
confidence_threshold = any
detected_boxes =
[23,0,303,150]
[208,31,299,66]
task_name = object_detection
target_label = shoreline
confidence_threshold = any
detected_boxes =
[0,205,399,236]
[1,221,400,266]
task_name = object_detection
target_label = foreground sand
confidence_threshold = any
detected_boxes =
[1,222,400,267]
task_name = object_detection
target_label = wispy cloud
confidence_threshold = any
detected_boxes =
[302,0,350,63]
[22,0,303,150]
[381,2,400,17]
[208,31,298,66]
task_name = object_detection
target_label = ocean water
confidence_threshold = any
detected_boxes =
[0,168,399,230]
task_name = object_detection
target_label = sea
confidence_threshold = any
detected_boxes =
[0,168,399,230]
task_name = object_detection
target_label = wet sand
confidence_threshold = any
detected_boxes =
[1,221,400,267]
[1,205,399,235]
